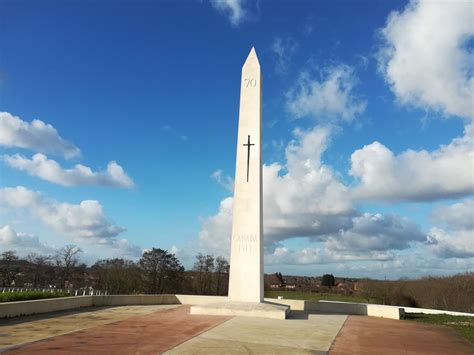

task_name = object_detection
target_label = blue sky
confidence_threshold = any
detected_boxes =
[0,0,473,279]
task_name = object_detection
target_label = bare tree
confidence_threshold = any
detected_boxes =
[215,256,229,295]
[55,245,82,288]
[26,253,52,287]
[1,250,19,286]
[92,258,142,294]
[359,279,377,303]
[193,253,206,294]
[1,250,18,262]
[192,253,215,294]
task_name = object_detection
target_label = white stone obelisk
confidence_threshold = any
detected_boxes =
[228,47,263,303]
[190,48,288,318]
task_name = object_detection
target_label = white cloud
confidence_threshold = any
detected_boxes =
[334,251,474,279]
[199,30,473,267]
[211,169,234,192]
[302,16,315,36]
[204,127,359,255]
[198,126,425,260]
[265,246,394,266]
[198,197,233,256]
[286,65,367,124]
[265,247,472,279]
[350,124,474,202]
[427,199,474,258]
[326,213,425,252]
[0,186,125,240]
[264,211,424,266]
[377,0,474,120]
[161,125,187,141]
[4,153,134,188]
[427,228,474,259]
[271,37,298,74]
[431,199,474,231]
[0,225,55,255]
[0,112,80,158]
[0,186,143,258]
[170,245,180,256]
[0,225,142,259]
[95,238,143,258]
[263,127,353,241]
[209,0,247,26]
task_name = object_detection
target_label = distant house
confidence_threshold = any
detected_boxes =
[269,282,295,289]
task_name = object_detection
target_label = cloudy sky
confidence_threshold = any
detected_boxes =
[1,0,473,279]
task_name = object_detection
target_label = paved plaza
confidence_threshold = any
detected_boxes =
[1,305,472,354]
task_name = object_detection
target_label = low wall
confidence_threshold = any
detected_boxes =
[93,294,229,307]
[265,299,403,319]
[264,298,306,311]
[2,295,469,320]
[314,300,369,315]
[265,298,367,315]
[0,294,228,318]
[175,294,227,305]
[0,296,94,318]
[93,295,179,307]
[367,304,405,319]
[404,307,474,317]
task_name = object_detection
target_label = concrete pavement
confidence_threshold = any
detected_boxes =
[1,305,472,354]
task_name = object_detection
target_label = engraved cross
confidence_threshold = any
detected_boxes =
[243,135,255,182]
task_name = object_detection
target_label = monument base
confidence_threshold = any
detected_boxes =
[190,301,289,320]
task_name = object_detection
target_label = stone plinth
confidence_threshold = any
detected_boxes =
[190,302,289,320]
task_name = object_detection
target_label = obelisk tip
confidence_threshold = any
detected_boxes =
[244,46,260,67]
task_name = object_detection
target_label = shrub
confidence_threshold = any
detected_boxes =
[391,293,419,307]
[0,290,71,303]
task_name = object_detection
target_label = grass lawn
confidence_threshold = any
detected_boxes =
[264,290,373,304]
[402,313,474,344]
[0,290,72,303]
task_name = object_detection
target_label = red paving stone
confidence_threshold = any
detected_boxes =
[5,306,231,354]
[329,315,473,355]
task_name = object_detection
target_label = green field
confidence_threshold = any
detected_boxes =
[0,290,72,303]
[264,290,373,303]
[402,313,474,344]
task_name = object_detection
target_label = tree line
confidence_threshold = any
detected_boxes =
[2,248,472,313]
[0,247,229,296]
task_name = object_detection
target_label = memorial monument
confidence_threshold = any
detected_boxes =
[228,46,263,303]
[190,48,289,319]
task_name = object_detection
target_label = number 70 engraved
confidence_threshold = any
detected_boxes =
[244,78,256,87]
